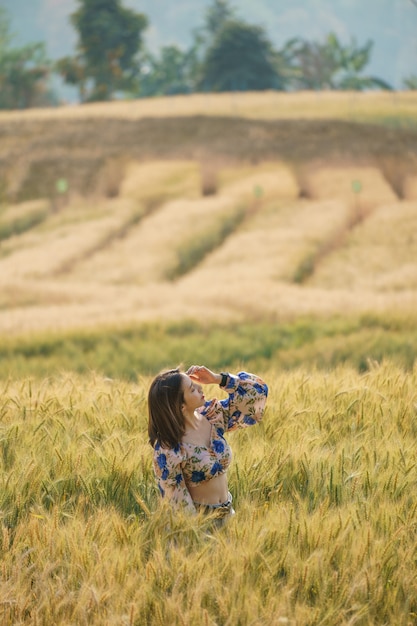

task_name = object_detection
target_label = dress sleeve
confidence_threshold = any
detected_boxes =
[153,442,196,513]
[200,371,268,433]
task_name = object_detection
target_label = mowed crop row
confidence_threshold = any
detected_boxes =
[0,157,416,335]
[1,363,417,625]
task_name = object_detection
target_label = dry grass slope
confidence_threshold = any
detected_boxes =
[1,91,416,205]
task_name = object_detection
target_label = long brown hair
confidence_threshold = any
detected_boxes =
[148,368,185,449]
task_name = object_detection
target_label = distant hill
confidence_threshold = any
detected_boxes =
[2,0,417,99]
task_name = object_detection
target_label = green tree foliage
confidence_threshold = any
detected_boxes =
[289,33,392,91]
[0,8,53,109]
[204,0,236,37]
[199,20,283,92]
[57,0,148,102]
[55,55,88,102]
[139,45,198,97]
[173,0,237,92]
[132,0,391,99]
[136,1,242,98]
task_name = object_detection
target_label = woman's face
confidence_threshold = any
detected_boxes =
[181,374,205,414]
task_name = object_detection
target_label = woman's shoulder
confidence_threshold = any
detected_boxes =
[198,398,224,423]
[154,441,187,464]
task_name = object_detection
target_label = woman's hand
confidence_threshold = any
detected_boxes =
[186,365,221,385]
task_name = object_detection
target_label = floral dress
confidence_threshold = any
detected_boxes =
[152,371,268,512]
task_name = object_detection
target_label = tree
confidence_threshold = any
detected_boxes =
[199,20,283,92]
[271,38,303,88]
[176,0,236,90]
[57,0,148,102]
[0,8,53,109]
[289,33,392,91]
[335,36,392,90]
[55,55,88,102]
[139,45,198,97]
[287,36,340,90]
[205,0,236,37]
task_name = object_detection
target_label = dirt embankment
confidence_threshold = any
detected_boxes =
[1,116,416,202]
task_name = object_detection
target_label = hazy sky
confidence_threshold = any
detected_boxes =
[2,0,417,91]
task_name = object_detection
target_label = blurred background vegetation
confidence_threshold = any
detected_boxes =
[1,0,416,110]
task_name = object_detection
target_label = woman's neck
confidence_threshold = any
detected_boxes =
[183,409,201,432]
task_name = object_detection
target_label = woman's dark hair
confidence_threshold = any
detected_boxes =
[148,368,185,449]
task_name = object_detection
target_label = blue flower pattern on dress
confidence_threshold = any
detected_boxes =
[212,438,225,453]
[156,453,167,470]
[191,470,206,483]
[152,371,268,512]
[210,461,223,475]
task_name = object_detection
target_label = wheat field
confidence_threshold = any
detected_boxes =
[0,92,417,625]
[1,363,417,625]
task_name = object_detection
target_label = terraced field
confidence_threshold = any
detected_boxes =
[0,153,416,335]
[1,91,416,336]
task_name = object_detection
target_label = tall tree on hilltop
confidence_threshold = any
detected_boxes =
[205,0,236,37]
[198,19,283,92]
[179,0,236,89]
[56,0,148,102]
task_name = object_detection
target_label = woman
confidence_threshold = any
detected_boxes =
[148,365,268,521]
